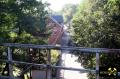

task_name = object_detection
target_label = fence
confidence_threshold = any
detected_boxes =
[0,43,120,79]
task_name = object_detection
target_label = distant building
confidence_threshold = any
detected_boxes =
[46,15,64,45]
[51,15,64,24]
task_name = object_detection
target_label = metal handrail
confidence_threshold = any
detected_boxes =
[1,43,120,53]
[0,59,96,73]
[0,43,120,79]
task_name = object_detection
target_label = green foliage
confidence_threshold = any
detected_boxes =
[0,0,48,44]
[60,4,78,24]
[72,0,120,78]
[51,50,59,65]
[0,0,49,77]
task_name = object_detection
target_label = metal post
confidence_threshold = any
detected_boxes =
[47,49,51,79]
[7,47,13,79]
[96,52,99,79]
[56,51,62,79]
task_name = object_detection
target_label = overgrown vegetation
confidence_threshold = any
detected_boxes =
[0,0,49,78]
[72,0,120,79]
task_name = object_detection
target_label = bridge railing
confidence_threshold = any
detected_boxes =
[0,43,120,79]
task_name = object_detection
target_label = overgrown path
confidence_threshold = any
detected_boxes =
[59,29,87,79]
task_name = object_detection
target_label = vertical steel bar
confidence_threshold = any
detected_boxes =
[56,51,62,79]
[7,47,13,79]
[96,52,99,79]
[47,49,51,79]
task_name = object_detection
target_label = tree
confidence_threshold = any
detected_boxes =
[0,0,48,44]
[0,0,48,77]
[72,0,120,79]
[60,4,78,24]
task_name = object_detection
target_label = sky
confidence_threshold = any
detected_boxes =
[42,0,83,11]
